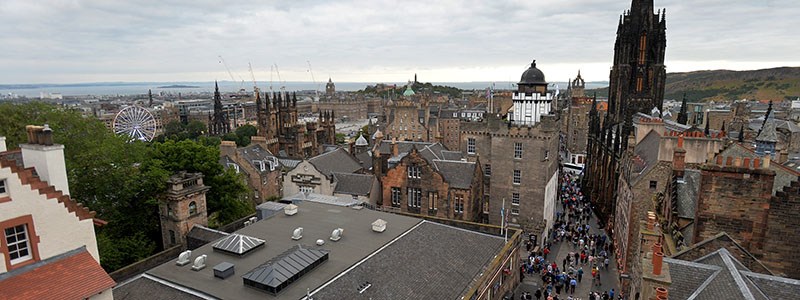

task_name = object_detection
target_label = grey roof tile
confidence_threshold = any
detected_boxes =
[432,159,477,189]
[308,148,362,176]
[677,169,701,219]
[332,172,376,196]
[312,221,505,300]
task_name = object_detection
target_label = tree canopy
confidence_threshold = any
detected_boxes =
[0,102,253,271]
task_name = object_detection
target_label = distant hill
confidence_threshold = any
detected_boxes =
[587,67,800,102]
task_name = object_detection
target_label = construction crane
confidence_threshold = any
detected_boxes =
[307,60,319,101]
[218,55,246,92]
[248,62,258,92]
[273,63,286,93]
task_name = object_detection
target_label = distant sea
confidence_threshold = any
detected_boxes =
[0,81,609,97]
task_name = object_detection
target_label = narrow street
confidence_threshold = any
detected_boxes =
[514,173,621,300]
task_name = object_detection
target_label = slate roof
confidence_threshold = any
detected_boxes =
[631,129,661,184]
[114,275,203,300]
[665,246,800,300]
[0,247,116,300]
[311,221,505,300]
[186,225,228,250]
[308,147,362,176]
[237,144,278,172]
[332,172,376,196]
[756,118,778,143]
[677,169,701,219]
[432,159,478,189]
[220,156,245,174]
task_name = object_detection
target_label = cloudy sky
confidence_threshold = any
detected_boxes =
[1,0,798,84]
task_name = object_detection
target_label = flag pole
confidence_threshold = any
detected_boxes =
[502,197,507,243]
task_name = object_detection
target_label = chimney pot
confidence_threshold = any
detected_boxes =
[764,155,771,168]
[734,157,742,167]
[716,155,723,165]
[653,251,664,276]
[656,287,668,299]
[726,156,733,166]
[743,158,751,169]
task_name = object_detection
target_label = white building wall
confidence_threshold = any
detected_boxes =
[20,143,70,196]
[0,165,99,274]
[511,92,553,126]
[282,161,334,197]
[541,170,559,247]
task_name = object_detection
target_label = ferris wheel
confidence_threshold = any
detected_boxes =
[113,106,157,142]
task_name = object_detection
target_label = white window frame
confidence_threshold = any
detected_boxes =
[511,207,520,215]
[227,163,240,173]
[391,187,402,206]
[484,164,491,177]
[514,143,523,159]
[5,224,32,265]
[0,178,7,196]
[513,170,521,185]
[512,193,520,205]
[407,188,421,208]
[454,195,464,214]
[407,165,421,179]
[300,186,314,194]
[253,160,265,172]
[467,138,476,154]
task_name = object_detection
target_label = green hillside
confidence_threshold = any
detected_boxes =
[587,67,800,102]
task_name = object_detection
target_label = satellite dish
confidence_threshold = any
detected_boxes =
[292,227,304,240]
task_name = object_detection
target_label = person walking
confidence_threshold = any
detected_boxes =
[535,288,542,300]
[577,267,584,282]
[569,278,577,294]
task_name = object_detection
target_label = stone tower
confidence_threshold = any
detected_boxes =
[159,172,210,248]
[326,78,335,97]
[570,70,586,98]
[511,60,553,126]
[607,0,667,124]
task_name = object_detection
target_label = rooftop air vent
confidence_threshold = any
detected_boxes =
[213,234,266,256]
[292,227,304,240]
[316,239,325,246]
[213,262,235,279]
[192,254,207,271]
[330,228,344,241]
[284,204,298,216]
[372,219,387,233]
[176,250,192,266]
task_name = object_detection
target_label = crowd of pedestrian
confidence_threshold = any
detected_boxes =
[517,173,622,300]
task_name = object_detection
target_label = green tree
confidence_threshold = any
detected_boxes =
[234,124,257,146]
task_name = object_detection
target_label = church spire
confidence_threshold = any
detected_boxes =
[677,93,688,125]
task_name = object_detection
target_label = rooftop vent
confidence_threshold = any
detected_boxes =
[176,250,192,266]
[284,204,298,216]
[330,228,344,241]
[213,234,266,256]
[292,227,304,240]
[372,219,387,233]
[213,262,235,279]
[242,245,330,295]
[316,239,325,246]
[192,254,207,271]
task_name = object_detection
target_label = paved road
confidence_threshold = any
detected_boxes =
[514,201,620,300]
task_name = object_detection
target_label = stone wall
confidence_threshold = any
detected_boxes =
[695,161,775,257]
[763,180,800,278]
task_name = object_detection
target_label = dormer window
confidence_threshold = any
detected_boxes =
[253,160,265,172]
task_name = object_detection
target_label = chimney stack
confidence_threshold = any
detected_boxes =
[780,150,789,164]
[764,155,771,169]
[672,135,686,176]
[220,141,237,158]
[20,125,70,195]
[391,138,399,157]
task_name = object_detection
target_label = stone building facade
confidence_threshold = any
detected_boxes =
[459,61,560,239]
[219,138,282,204]
[159,172,210,249]
[253,90,336,158]
[378,146,484,222]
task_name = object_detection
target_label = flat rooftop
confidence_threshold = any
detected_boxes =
[126,201,506,299]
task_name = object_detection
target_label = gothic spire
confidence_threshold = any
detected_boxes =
[265,91,270,112]
[677,93,688,125]
[292,92,297,107]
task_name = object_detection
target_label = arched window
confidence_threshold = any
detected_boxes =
[189,201,197,215]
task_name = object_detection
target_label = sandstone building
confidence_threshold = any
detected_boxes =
[460,61,560,238]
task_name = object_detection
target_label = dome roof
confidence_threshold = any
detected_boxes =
[403,85,416,96]
[519,60,546,85]
[355,134,368,146]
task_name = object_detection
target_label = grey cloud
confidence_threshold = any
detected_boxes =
[0,0,798,83]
